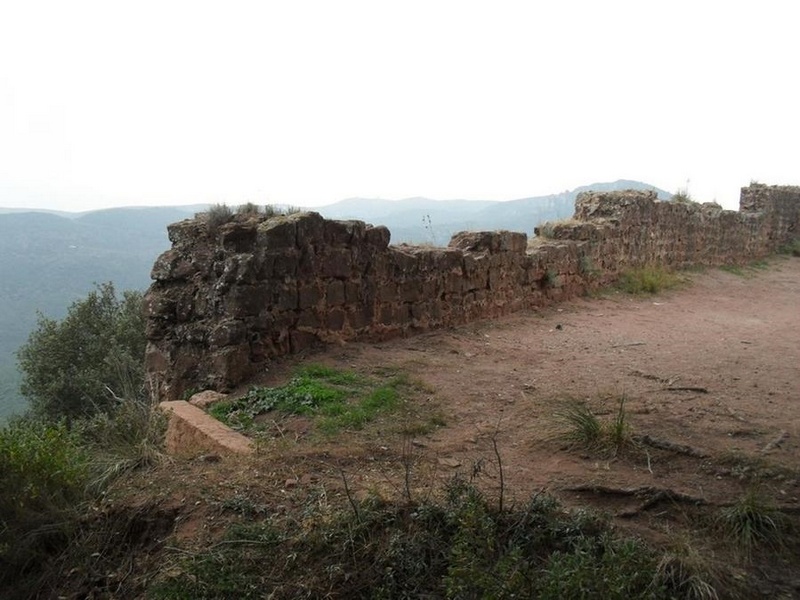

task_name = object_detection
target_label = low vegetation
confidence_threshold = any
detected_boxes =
[149,481,680,599]
[1,285,166,594]
[202,202,303,230]
[210,365,413,435]
[779,237,800,257]
[671,188,695,204]
[718,486,789,559]
[617,265,684,295]
[555,395,634,456]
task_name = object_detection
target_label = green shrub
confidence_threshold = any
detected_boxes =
[779,238,800,257]
[78,397,167,490]
[0,418,88,577]
[538,535,665,599]
[16,283,146,421]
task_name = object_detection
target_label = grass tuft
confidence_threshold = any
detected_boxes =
[555,401,603,449]
[618,266,684,295]
[555,396,634,456]
[718,487,788,559]
[202,203,234,230]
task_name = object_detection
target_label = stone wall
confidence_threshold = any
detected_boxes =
[145,184,800,400]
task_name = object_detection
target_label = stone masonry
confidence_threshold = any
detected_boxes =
[144,184,800,401]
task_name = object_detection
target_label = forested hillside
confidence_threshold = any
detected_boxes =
[0,207,198,418]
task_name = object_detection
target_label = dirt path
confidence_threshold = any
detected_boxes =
[252,257,800,516]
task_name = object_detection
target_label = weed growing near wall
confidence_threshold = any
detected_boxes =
[617,266,684,295]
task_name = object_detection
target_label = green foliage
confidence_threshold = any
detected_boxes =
[209,365,405,434]
[778,237,800,257]
[0,418,89,578]
[617,266,684,295]
[16,283,146,421]
[150,483,672,599]
[555,396,633,456]
[718,487,788,558]
[538,535,665,599]
[543,268,559,288]
[556,401,603,449]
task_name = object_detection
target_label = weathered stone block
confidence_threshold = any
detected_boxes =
[327,308,346,331]
[257,217,296,250]
[321,248,353,278]
[326,280,346,306]
[298,283,322,309]
[209,319,246,348]
[365,225,390,248]
[220,222,258,253]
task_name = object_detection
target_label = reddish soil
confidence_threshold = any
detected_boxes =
[243,257,800,512]
[111,257,800,594]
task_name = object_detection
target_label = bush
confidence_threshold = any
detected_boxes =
[203,203,234,230]
[16,283,146,421]
[0,418,88,579]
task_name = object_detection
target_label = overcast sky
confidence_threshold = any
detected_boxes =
[1,1,797,212]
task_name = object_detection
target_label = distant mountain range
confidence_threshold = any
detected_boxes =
[317,180,670,245]
[0,180,669,419]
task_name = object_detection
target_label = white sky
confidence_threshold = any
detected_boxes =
[1,1,797,212]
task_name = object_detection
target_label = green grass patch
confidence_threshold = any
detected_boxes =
[209,365,412,435]
[617,266,684,295]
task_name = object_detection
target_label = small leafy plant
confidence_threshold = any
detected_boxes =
[209,365,407,435]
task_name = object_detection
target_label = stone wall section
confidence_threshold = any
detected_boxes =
[145,184,800,400]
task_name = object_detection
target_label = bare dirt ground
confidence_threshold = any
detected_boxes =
[111,256,800,596]
[245,257,800,509]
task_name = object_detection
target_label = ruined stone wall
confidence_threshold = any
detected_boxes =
[145,184,800,400]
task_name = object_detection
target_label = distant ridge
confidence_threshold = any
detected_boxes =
[315,180,670,245]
